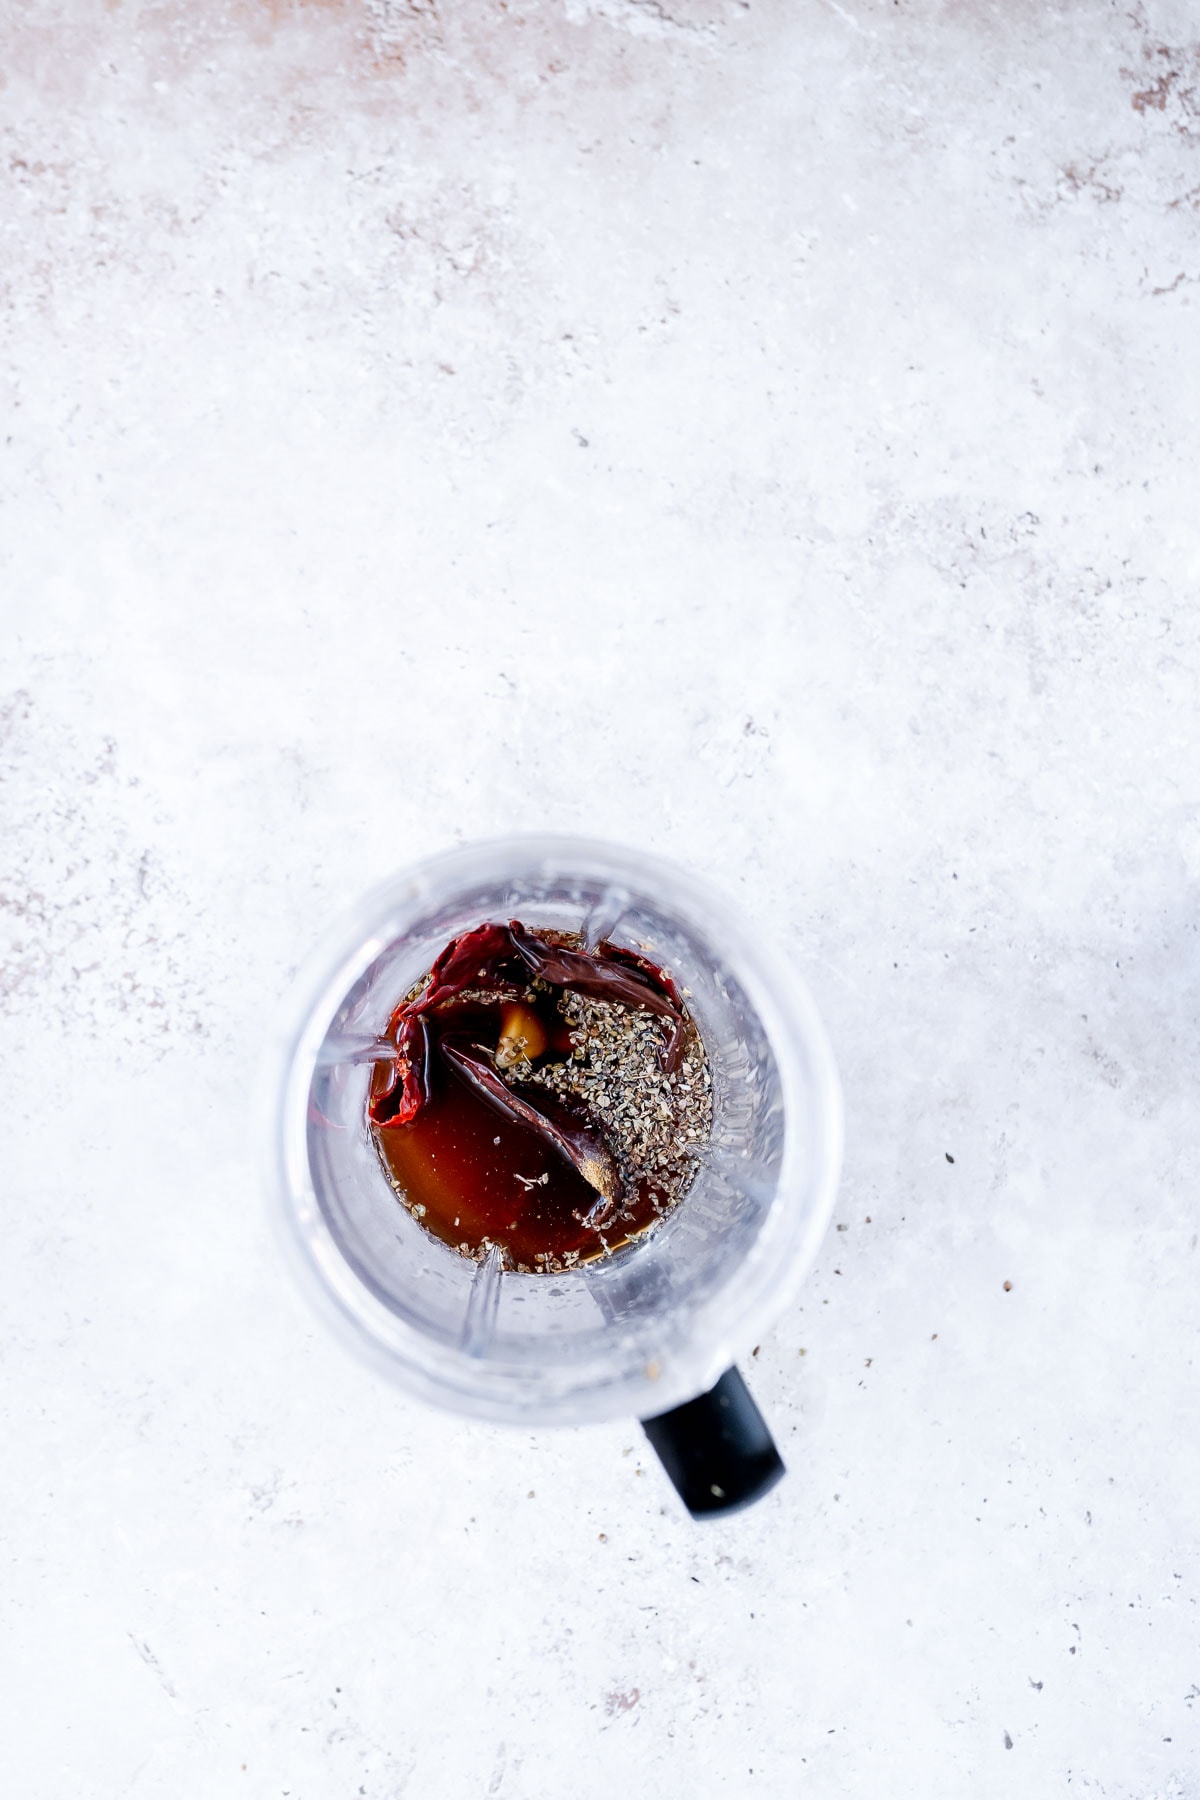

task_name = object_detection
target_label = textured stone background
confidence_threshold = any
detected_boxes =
[3,1,1200,1794]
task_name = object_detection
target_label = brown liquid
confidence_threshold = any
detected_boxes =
[372,1000,670,1269]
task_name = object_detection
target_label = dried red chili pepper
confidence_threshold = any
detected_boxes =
[370,924,524,1128]
[595,938,682,1004]
[439,1039,623,1216]
[506,921,686,1070]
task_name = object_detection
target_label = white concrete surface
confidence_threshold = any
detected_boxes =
[4,1,1200,1794]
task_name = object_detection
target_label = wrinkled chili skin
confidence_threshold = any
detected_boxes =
[418,922,517,1012]
[369,920,686,1128]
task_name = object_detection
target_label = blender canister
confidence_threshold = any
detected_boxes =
[269,837,842,1511]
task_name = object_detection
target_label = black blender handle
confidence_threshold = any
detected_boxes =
[641,1366,785,1517]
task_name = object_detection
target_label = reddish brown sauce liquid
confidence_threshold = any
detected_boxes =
[372,999,669,1268]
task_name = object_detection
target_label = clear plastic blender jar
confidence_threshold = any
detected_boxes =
[268,837,842,1515]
